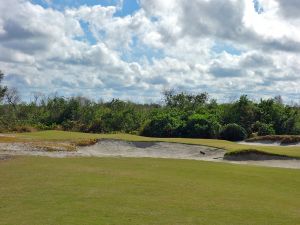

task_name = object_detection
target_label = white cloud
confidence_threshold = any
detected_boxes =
[0,0,300,103]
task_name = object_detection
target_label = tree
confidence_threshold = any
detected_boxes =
[4,88,21,109]
[258,123,275,136]
[163,89,208,111]
[183,114,221,138]
[141,110,183,137]
[222,95,257,134]
[0,70,7,101]
[220,123,247,141]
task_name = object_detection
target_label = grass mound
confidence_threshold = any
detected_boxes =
[224,149,295,161]
[246,135,300,144]
[74,138,98,147]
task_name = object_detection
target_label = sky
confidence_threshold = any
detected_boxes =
[0,0,300,103]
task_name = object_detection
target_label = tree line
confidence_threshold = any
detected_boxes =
[1,71,300,141]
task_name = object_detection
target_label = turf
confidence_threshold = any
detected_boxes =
[15,130,300,158]
[0,156,300,225]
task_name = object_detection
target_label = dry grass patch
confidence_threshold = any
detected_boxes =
[247,135,300,144]
[0,136,19,143]
[31,142,76,152]
[224,149,294,161]
[74,138,98,147]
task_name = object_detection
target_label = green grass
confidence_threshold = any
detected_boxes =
[16,130,300,158]
[0,157,300,225]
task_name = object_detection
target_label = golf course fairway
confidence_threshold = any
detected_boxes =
[1,156,300,225]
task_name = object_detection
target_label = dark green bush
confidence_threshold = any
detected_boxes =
[220,123,247,141]
[184,114,221,138]
[0,85,299,138]
[141,111,183,137]
[257,123,275,136]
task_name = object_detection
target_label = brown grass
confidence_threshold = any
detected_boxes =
[0,136,19,143]
[246,135,300,144]
[31,142,76,152]
[74,138,98,147]
[224,149,293,161]
[11,126,37,133]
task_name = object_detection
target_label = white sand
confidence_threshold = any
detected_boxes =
[1,140,300,169]
[238,141,300,147]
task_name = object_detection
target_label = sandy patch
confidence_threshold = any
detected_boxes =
[76,140,225,161]
[238,141,300,147]
[229,160,300,169]
[0,134,16,137]
[1,139,300,169]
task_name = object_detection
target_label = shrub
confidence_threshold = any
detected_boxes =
[61,120,77,131]
[252,121,275,136]
[220,123,247,141]
[257,123,275,136]
[141,111,183,137]
[87,120,104,133]
[11,125,36,133]
[291,121,300,135]
[184,114,221,138]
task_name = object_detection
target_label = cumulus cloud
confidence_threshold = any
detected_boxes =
[276,0,300,19]
[0,0,300,102]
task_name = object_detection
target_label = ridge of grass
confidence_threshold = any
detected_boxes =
[224,149,296,161]
[247,135,300,144]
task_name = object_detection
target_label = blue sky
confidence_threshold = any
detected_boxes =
[1,0,300,103]
[31,0,140,16]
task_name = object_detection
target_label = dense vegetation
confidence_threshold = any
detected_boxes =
[1,71,300,140]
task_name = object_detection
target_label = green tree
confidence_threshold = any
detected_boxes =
[141,110,183,137]
[220,123,247,141]
[163,90,208,111]
[184,114,221,138]
[0,70,7,101]
[222,95,257,134]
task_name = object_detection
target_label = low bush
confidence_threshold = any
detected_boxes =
[220,123,247,141]
[257,123,275,136]
[141,111,183,137]
[11,125,36,133]
[183,114,221,138]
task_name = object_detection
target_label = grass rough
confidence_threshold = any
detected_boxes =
[247,135,300,144]
[224,149,294,161]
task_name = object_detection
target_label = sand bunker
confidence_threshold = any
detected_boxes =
[0,140,225,160]
[76,140,225,161]
[238,141,300,147]
[1,140,300,169]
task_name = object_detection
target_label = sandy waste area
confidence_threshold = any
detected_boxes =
[0,139,300,169]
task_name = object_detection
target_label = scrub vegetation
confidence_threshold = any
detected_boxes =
[1,71,300,142]
[1,71,300,224]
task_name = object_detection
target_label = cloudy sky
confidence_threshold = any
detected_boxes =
[0,0,300,103]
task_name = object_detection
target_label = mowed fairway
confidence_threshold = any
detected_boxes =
[1,156,300,225]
